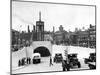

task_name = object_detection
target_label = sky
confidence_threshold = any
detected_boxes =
[12,1,95,32]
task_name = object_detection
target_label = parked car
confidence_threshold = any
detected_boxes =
[32,53,41,64]
[84,53,96,69]
[54,53,63,63]
[68,54,81,68]
[62,53,81,71]
[88,62,96,69]
[84,53,96,64]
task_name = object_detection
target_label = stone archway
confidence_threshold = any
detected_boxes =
[34,46,51,57]
[26,41,52,58]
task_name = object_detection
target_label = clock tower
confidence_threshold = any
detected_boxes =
[36,12,44,41]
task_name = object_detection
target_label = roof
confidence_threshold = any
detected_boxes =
[78,31,89,35]
[32,53,41,57]
[55,30,67,35]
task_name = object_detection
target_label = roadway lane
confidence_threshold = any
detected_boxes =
[12,57,89,74]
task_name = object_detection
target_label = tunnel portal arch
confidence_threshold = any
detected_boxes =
[33,46,51,57]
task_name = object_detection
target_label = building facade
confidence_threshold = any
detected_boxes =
[54,25,69,45]
[71,24,96,48]
[89,24,96,48]
[77,30,89,47]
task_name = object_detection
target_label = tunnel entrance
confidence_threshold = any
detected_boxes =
[34,46,51,57]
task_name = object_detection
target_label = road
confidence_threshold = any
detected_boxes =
[12,46,95,74]
[12,57,89,74]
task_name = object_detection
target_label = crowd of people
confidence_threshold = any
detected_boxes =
[18,57,31,67]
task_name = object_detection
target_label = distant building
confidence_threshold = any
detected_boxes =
[12,29,19,45]
[69,32,78,45]
[77,30,89,47]
[76,24,96,48]
[32,25,37,41]
[44,31,53,41]
[54,25,68,45]
[89,24,96,48]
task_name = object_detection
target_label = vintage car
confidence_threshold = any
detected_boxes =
[62,53,81,71]
[88,62,96,69]
[32,53,41,64]
[84,53,96,69]
[68,54,81,68]
[54,53,63,63]
[84,53,96,64]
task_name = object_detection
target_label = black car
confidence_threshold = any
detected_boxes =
[62,53,81,71]
[68,54,81,68]
[88,62,96,69]
[84,53,96,64]
[84,53,96,69]
[54,53,63,63]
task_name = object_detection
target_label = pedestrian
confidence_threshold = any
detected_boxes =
[27,57,29,64]
[18,59,21,67]
[29,57,31,64]
[21,58,23,66]
[22,58,24,66]
[66,61,70,71]
[27,57,31,64]
[62,60,66,71]
[49,56,53,66]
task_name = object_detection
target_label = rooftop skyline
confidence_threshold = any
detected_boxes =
[12,1,95,32]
